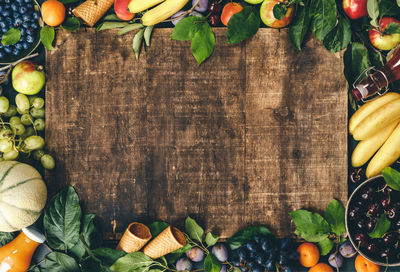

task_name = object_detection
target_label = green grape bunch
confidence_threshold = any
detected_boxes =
[0,94,55,170]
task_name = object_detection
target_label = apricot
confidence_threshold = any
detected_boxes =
[355,254,380,272]
[297,242,320,267]
[309,263,334,272]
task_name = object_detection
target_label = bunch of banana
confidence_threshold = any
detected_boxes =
[350,92,400,178]
[128,0,189,26]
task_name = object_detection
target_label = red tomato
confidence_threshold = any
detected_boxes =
[221,2,243,26]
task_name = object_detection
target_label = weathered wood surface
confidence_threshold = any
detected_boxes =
[45,28,347,240]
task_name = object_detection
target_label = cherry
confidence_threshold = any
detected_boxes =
[365,219,375,232]
[349,206,361,220]
[350,168,362,183]
[360,186,374,201]
[380,247,394,259]
[356,219,366,229]
[387,206,399,220]
[208,14,220,26]
[380,195,390,208]
[366,242,378,254]
[209,1,222,13]
[354,233,368,247]
[367,202,382,216]
[383,233,397,245]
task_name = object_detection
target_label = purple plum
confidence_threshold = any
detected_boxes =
[328,253,343,268]
[176,257,192,271]
[339,242,356,258]
[212,243,229,262]
[186,247,205,262]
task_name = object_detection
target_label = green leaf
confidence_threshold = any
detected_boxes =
[148,221,169,237]
[191,22,215,65]
[205,233,219,247]
[91,248,126,267]
[369,214,391,238]
[382,167,400,191]
[45,252,80,272]
[0,232,15,247]
[324,199,346,236]
[379,0,400,16]
[59,0,80,4]
[309,0,337,41]
[110,252,155,272]
[132,29,145,59]
[144,26,154,47]
[40,26,55,50]
[323,14,351,53]
[367,0,379,27]
[273,3,287,20]
[384,22,400,34]
[204,254,222,272]
[171,16,204,41]
[226,6,260,44]
[398,0,400,7]
[69,240,86,261]
[96,22,130,31]
[118,24,144,36]
[103,14,124,21]
[61,17,80,32]
[289,4,311,50]
[80,257,102,272]
[227,226,271,250]
[170,242,193,254]
[343,42,370,85]
[81,214,102,249]
[318,237,334,256]
[185,216,205,242]
[289,210,331,242]
[44,186,82,252]
[1,28,21,46]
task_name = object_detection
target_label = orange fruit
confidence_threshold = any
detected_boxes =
[309,263,334,272]
[221,2,243,26]
[297,242,320,267]
[355,254,380,272]
[41,0,66,27]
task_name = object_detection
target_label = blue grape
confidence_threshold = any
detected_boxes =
[265,259,275,271]
[237,247,249,261]
[186,247,205,262]
[212,243,228,262]
[246,241,259,253]
[279,236,293,251]
[281,265,294,272]
[176,257,192,271]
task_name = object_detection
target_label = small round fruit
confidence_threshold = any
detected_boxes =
[328,253,343,268]
[246,241,259,252]
[354,254,380,272]
[297,242,320,268]
[11,123,25,136]
[21,114,33,126]
[221,2,243,26]
[176,257,192,271]
[41,154,55,170]
[354,233,368,247]
[33,149,45,161]
[30,108,45,119]
[360,186,374,201]
[193,0,209,12]
[41,0,66,27]
[208,14,220,26]
[245,0,263,4]
[260,0,294,28]
[34,119,45,131]
[24,135,45,150]
[369,17,400,51]
[212,243,229,262]
[3,105,17,118]
[339,242,356,258]
[186,247,205,262]
[114,0,135,21]
[308,263,333,272]
[209,1,222,13]
[10,116,22,125]
[15,93,30,113]
[12,61,45,95]
[21,127,35,140]
[32,97,45,109]
[0,128,12,139]
[0,139,13,153]
[0,96,9,113]
[3,149,18,161]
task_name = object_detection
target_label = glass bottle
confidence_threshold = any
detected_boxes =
[351,46,400,101]
[0,227,45,272]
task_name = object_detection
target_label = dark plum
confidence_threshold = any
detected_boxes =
[339,242,356,258]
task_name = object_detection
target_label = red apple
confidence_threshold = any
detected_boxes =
[114,0,135,21]
[260,0,294,28]
[343,0,368,20]
[369,17,400,51]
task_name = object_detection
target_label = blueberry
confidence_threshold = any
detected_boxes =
[212,243,228,262]
[186,247,205,262]
[246,241,259,252]
[249,263,264,272]
[13,12,21,19]
[230,256,240,267]
[22,42,29,50]
[26,35,34,44]
[0,21,6,28]
[19,6,27,14]
[26,4,33,10]
[253,234,266,244]
[0,51,5,59]
[253,253,265,265]
[11,3,18,12]
[3,46,11,54]
[11,48,20,56]
[22,14,30,21]
[2,10,10,17]
[14,43,22,50]
[32,12,39,20]
[278,253,288,266]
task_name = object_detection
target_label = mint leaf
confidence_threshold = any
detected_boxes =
[382,167,400,191]
[110,252,155,271]
[204,254,222,272]
[205,233,219,247]
[289,210,331,242]
[226,6,260,44]
[40,26,55,50]
[289,4,311,50]
[323,14,351,53]
[1,28,21,46]
[318,237,334,256]
[227,226,271,250]
[324,199,346,236]
[191,22,215,65]
[148,221,169,237]
[309,0,337,41]
[384,22,400,34]
[367,0,379,27]
[61,17,80,32]
[185,216,204,242]
[273,3,287,20]
[45,252,80,272]
[171,16,204,41]
[369,214,391,238]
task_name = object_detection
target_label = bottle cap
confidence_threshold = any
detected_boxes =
[22,227,46,244]
[351,88,362,102]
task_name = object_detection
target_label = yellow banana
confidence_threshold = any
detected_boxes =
[352,98,400,140]
[128,0,165,13]
[366,122,400,178]
[352,120,399,167]
[141,0,189,26]
[349,92,400,135]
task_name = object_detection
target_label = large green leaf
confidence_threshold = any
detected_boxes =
[170,16,204,41]
[323,15,351,52]
[185,216,205,242]
[226,6,260,44]
[324,199,346,236]
[369,214,391,238]
[147,221,169,237]
[1,28,21,46]
[289,4,311,50]
[45,252,80,272]
[205,232,219,247]
[110,252,155,272]
[190,22,215,65]
[92,248,126,267]
[380,0,400,15]
[382,167,400,191]
[227,226,271,250]
[44,186,82,251]
[309,0,337,41]
[343,42,371,85]
[204,254,221,272]
[318,237,334,256]
[289,210,331,242]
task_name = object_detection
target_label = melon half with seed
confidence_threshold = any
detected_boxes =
[0,161,47,232]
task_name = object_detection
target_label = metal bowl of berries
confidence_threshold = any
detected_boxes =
[345,175,400,267]
[0,0,42,65]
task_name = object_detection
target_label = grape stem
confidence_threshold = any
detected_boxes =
[161,0,201,23]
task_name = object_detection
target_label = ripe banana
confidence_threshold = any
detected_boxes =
[128,0,165,13]
[352,98,400,140]
[352,120,399,167]
[366,122,400,178]
[349,92,400,135]
[141,0,189,26]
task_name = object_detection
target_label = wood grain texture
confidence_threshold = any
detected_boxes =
[45,28,347,239]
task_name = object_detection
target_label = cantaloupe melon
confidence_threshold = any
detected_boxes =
[0,161,47,232]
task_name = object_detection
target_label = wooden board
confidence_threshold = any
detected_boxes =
[45,28,348,240]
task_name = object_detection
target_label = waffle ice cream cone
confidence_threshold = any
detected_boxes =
[143,226,186,259]
[73,0,115,27]
[116,222,152,253]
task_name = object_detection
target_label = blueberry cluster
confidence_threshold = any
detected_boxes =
[230,235,299,272]
[0,0,40,59]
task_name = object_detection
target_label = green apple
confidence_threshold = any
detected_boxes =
[12,61,45,95]
[244,0,264,4]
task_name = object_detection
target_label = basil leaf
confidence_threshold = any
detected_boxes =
[191,21,215,65]
[273,3,287,20]
[0,232,15,247]
[289,210,331,242]
[44,186,82,251]
[205,233,219,247]
[369,214,391,238]
[324,199,346,236]
[171,16,204,41]
[384,22,400,34]
[91,248,126,267]
[309,0,337,41]
[323,14,351,52]
[204,254,222,272]
[61,17,80,32]
[343,42,370,85]
[185,216,204,242]
[367,0,379,27]
[382,167,400,191]
[289,4,311,50]
[40,26,55,50]
[226,6,260,44]
[148,221,169,237]
[110,252,155,271]
[227,226,271,250]
[96,22,130,31]
[118,24,144,36]
[318,237,334,256]
[1,28,21,46]
[45,252,80,272]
